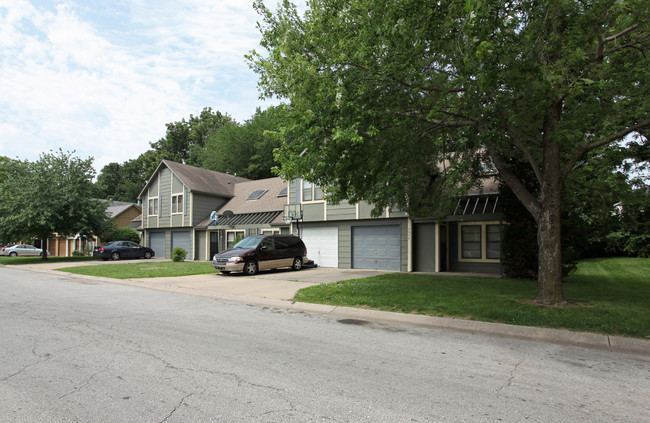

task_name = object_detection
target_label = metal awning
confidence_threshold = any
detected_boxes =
[208,211,283,227]
[453,194,501,216]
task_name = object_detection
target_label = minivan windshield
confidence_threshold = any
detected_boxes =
[232,237,262,249]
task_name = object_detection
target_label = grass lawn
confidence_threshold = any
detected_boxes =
[293,257,650,339]
[0,256,95,265]
[57,261,217,279]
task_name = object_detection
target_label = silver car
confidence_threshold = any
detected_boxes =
[1,244,43,257]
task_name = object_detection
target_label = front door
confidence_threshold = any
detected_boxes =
[209,232,219,259]
[439,224,447,272]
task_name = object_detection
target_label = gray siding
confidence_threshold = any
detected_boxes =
[195,230,207,261]
[358,202,378,219]
[172,174,183,192]
[149,175,159,197]
[158,168,171,227]
[303,203,325,221]
[326,201,356,220]
[289,178,300,204]
[193,193,228,226]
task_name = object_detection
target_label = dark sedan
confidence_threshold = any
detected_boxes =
[93,241,155,261]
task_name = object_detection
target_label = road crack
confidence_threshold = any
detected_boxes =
[495,359,525,395]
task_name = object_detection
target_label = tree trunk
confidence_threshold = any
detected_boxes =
[40,235,49,261]
[535,200,565,305]
[535,113,566,305]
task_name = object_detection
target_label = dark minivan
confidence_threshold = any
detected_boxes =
[211,234,308,275]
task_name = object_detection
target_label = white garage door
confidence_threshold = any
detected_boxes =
[352,225,401,271]
[301,227,338,268]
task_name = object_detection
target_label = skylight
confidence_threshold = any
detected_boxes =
[247,189,268,201]
[277,187,288,197]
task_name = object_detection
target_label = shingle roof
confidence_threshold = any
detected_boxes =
[129,214,142,230]
[217,177,288,214]
[106,201,140,218]
[139,160,251,198]
[195,177,289,228]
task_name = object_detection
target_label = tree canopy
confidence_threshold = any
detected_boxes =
[250,0,649,304]
[0,150,113,259]
[149,107,235,168]
[203,105,288,179]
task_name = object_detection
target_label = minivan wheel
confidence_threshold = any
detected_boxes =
[292,257,303,270]
[243,260,258,275]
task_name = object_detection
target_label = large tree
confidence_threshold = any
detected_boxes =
[95,151,160,203]
[150,107,234,167]
[250,0,649,304]
[0,151,112,259]
[203,105,288,179]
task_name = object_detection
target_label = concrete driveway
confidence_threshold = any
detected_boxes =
[130,266,391,301]
[10,259,390,302]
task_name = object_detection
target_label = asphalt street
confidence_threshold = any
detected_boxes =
[1,266,649,422]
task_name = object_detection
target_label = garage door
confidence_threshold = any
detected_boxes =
[171,231,191,257]
[301,227,338,268]
[352,225,401,271]
[149,232,165,258]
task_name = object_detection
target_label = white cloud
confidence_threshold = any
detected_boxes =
[0,0,286,172]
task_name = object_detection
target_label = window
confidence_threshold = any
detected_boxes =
[148,197,159,215]
[486,225,501,259]
[302,180,312,201]
[277,186,288,197]
[459,222,502,262]
[301,179,324,202]
[247,189,268,201]
[172,194,183,214]
[260,237,275,250]
[261,228,280,235]
[226,230,245,250]
[461,225,482,259]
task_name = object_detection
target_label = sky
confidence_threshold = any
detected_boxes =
[0,0,299,173]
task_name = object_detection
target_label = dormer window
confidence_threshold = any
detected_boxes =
[247,189,268,201]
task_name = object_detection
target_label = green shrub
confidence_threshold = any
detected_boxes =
[172,247,188,262]
[72,250,86,257]
[109,227,141,244]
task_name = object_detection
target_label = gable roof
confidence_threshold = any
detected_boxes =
[138,160,251,198]
[106,201,141,219]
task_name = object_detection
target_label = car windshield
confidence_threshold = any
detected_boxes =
[233,237,262,249]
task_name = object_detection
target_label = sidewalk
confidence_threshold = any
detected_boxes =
[7,261,650,356]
